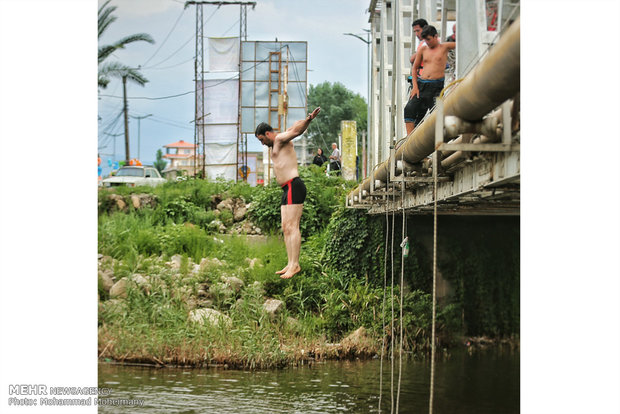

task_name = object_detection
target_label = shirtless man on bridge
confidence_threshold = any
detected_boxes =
[255,106,321,279]
[404,25,455,135]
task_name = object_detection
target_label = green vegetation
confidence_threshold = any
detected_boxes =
[154,149,167,173]
[437,216,520,337]
[249,166,356,238]
[307,81,367,152]
[98,168,519,368]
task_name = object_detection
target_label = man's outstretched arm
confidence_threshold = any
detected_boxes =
[276,107,321,144]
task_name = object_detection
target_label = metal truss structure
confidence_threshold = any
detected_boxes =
[185,1,256,180]
[193,3,206,177]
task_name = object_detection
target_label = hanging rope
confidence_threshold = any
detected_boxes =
[396,152,406,412]
[378,192,389,412]
[428,142,439,414]
[378,149,406,414]
[390,174,396,414]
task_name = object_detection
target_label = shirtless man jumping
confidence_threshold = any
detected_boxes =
[255,107,321,279]
[404,25,456,135]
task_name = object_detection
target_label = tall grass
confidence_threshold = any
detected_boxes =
[98,174,477,368]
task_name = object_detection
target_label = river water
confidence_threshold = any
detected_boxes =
[98,347,518,413]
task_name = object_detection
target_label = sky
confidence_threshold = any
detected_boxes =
[98,0,373,174]
[1,1,620,413]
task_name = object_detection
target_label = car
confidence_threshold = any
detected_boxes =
[101,166,166,187]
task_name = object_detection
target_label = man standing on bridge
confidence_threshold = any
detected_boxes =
[255,106,321,279]
[404,25,455,135]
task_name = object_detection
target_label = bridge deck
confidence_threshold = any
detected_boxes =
[357,137,520,216]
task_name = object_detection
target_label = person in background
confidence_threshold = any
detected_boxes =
[446,23,456,42]
[407,19,429,106]
[445,23,457,83]
[328,142,341,175]
[312,148,328,167]
[409,18,429,76]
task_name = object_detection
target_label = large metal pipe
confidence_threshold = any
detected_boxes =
[441,133,499,171]
[349,17,520,202]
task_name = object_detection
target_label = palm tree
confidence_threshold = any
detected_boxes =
[98,0,155,163]
[98,0,154,89]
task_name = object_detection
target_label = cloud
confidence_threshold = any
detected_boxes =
[251,1,352,37]
[107,0,179,18]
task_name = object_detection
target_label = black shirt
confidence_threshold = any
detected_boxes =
[313,154,328,166]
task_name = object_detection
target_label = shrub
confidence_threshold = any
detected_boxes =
[249,166,353,237]
[219,209,234,227]
[248,181,282,235]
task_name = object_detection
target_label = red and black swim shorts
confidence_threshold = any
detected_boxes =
[281,177,307,205]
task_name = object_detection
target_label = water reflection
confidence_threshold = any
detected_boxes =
[98,347,518,413]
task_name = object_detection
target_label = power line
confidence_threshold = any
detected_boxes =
[147,5,219,69]
[99,132,123,151]
[99,125,123,149]
[143,56,195,70]
[148,117,194,131]
[134,111,194,129]
[97,81,122,121]
[221,18,240,36]
[141,32,196,69]
[142,8,187,67]
[286,45,308,108]
[100,56,279,102]
[99,109,124,138]
[99,90,195,100]
[137,4,222,71]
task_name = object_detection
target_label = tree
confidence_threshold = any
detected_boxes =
[306,82,367,152]
[154,149,167,173]
[98,0,154,89]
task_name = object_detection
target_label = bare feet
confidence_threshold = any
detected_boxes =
[280,264,301,279]
[275,266,289,275]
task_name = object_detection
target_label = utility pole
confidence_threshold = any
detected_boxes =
[190,3,205,178]
[237,2,252,182]
[103,132,123,162]
[343,30,371,178]
[122,75,130,164]
[131,114,152,161]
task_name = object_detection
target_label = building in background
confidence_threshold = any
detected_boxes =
[162,139,196,178]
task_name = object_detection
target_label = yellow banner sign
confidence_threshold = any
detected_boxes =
[340,120,357,181]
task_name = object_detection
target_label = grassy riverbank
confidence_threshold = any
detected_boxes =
[98,235,382,369]
[98,167,519,368]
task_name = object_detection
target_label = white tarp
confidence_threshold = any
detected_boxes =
[205,142,236,181]
[205,124,237,144]
[199,77,239,181]
[208,37,239,72]
[205,142,236,165]
[203,79,239,124]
